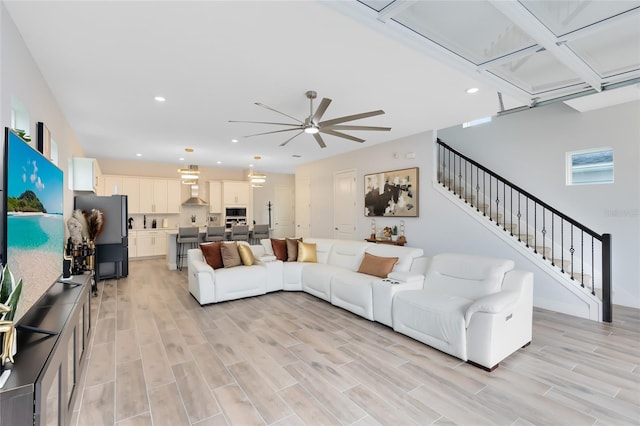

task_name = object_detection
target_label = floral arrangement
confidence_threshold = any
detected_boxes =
[85,209,105,241]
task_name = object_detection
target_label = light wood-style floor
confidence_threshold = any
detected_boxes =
[70,258,639,426]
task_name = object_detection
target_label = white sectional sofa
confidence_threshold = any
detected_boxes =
[187,238,533,370]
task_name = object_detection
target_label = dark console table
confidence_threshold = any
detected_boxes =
[0,274,92,425]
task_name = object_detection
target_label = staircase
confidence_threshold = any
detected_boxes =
[436,139,612,322]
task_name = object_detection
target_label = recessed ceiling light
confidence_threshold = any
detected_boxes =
[179,157,184,161]
[136,153,142,157]
[249,164,254,168]
[232,139,238,143]
[216,160,222,164]
[466,87,479,94]
[154,96,166,102]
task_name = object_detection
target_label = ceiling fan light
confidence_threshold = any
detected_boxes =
[304,125,319,134]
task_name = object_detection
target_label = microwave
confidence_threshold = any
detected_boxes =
[225,207,247,217]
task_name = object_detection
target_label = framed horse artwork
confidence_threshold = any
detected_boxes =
[364,167,419,217]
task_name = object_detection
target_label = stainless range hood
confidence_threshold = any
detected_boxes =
[182,184,207,206]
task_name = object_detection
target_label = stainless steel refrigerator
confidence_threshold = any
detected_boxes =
[74,194,128,281]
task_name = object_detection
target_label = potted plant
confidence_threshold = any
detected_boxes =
[391,225,399,241]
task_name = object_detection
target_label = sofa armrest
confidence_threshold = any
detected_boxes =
[387,271,424,284]
[464,290,519,328]
[255,255,277,264]
[191,258,215,274]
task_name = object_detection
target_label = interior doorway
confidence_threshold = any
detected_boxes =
[333,169,357,240]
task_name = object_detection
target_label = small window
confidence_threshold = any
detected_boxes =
[566,148,614,185]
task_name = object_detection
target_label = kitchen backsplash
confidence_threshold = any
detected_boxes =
[129,205,224,229]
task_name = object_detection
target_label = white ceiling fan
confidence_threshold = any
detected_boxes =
[230,90,391,148]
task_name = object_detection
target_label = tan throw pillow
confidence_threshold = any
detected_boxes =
[271,238,288,261]
[237,243,255,266]
[297,241,317,263]
[221,242,242,268]
[286,237,303,261]
[357,252,399,278]
[200,242,223,270]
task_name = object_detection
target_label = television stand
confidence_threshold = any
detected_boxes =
[0,274,92,425]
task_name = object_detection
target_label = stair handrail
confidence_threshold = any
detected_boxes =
[437,138,612,322]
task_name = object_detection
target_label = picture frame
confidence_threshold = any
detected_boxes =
[364,167,418,217]
[36,121,51,161]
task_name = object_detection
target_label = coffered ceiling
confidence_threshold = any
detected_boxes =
[4,1,638,174]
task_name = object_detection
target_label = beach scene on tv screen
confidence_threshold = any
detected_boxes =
[6,132,64,321]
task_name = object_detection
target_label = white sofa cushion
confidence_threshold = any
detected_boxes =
[301,263,344,301]
[330,271,377,320]
[303,238,336,264]
[393,290,473,360]
[324,240,370,270]
[213,265,268,302]
[425,253,514,299]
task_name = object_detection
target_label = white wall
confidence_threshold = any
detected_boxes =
[1,3,87,219]
[438,101,639,310]
[297,100,639,314]
[296,133,431,241]
[1,4,89,316]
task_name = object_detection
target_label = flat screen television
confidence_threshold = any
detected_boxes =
[2,128,64,322]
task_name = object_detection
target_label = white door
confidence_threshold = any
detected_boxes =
[273,184,294,238]
[295,176,311,238]
[334,169,357,240]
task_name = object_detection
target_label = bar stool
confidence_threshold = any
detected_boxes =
[176,227,200,271]
[250,224,269,244]
[205,226,226,242]
[230,225,249,242]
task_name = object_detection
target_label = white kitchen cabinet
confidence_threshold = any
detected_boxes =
[103,175,123,196]
[128,230,137,258]
[166,179,181,214]
[138,178,154,213]
[223,181,249,206]
[123,177,141,214]
[139,178,180,214]
[102,175,141,213]
[71,157,100,192]
[209,181,222,213]
[135,230,166,257]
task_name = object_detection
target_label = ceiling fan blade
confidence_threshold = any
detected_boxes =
[280,131,304,147]
[313,133,327,148]
[310,98,332,124]
[323,124,391,132]
[255,102,303,124]
[229,120,301,127]
[320,129,365,143]
[319,110,385,127]
[244,127,302,138]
